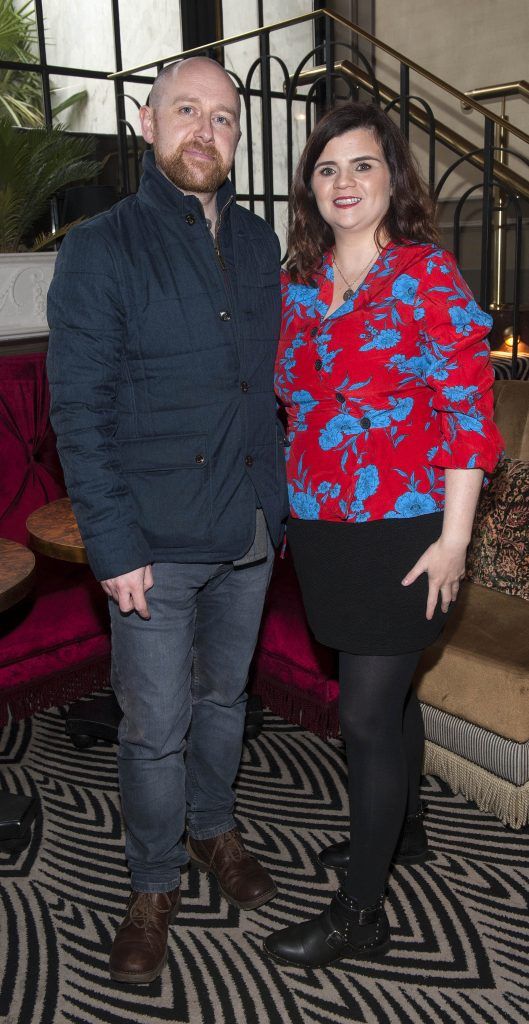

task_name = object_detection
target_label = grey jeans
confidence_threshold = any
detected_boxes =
[110,537,273,892]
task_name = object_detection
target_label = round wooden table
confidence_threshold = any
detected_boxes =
[0,538,36,613]
[26,497,87,564]
[26,497,118,749]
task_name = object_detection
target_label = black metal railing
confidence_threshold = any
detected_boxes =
[110,8,529,376]
[2,6,528,375]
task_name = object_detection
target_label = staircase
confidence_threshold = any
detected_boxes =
[111,8,529,378]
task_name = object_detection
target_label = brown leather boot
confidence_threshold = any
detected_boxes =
[187,829,277,910]
[109,888,181,984]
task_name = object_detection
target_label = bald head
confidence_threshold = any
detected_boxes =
[148,57,240,120]
[139,55,242,205]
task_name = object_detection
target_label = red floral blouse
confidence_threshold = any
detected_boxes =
[275,242,503,523]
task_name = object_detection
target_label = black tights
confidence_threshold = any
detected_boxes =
[338,650,424,907]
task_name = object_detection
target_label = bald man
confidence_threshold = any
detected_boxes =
[47,57,286,984]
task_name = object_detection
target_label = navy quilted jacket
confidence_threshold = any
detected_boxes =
[47,152,286,580]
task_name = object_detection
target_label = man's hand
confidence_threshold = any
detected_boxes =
[101,566,154,618]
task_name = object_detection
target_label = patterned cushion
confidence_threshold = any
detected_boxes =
[466,458,529,600]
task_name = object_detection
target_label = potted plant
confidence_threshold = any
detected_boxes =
[0,119,100,340]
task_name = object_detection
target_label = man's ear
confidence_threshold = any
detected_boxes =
[139,105,154,144]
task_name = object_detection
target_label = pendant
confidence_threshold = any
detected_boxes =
[343,288,354,301]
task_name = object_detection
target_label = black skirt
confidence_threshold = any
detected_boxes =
[287,513,450,655]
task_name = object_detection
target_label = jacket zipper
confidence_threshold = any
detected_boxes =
[213,195,233,270]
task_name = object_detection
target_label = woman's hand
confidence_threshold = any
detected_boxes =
[401,536,468,620]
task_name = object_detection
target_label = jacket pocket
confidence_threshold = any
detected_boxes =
[118,433,212,550]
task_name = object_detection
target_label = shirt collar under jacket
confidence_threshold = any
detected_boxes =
[137,149,236,223]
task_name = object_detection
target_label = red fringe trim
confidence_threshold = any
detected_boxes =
[0,656,111,727]
[250,673,340,739]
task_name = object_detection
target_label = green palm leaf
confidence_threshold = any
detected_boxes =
[0,120,100,251]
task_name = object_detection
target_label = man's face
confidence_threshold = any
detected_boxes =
[140,60,241,197]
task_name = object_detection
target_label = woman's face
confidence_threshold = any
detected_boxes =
[310,127,392,241]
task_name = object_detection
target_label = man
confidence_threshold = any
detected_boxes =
[47,57,286,985]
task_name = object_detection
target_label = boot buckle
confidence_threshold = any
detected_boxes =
[325,928,345,950]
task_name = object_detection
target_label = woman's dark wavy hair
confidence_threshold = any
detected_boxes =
[287,101,439,282]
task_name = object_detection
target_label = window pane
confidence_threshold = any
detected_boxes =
[41,0,115,72]
[0,0,43,125]
[50,74,116,135]
[1,0,39,63]
[0,69,43,126]
[119,0,182,72]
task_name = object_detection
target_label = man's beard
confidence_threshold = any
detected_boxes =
[154,138,230,194]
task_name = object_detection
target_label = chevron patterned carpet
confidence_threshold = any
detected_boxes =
[1,706,528,1024]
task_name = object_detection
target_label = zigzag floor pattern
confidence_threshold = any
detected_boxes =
[1,707,528,1024]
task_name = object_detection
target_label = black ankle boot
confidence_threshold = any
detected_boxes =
[263,888,390,968]
[319,804,429,873]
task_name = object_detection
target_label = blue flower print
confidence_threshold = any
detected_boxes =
[336,465,379,522]
[387,396,413,422]
[413,305,425,321]
[354,464,379,501]
[316,481,341,505]
[315,331,342,374]
[286,283,312,307]
[359,326,402,351]
[387,342,457,384]
[319,412,363,451]
[284,282,319,320]
[289,455,324,519]
[385,487,438,518]
[442,384,479,403]
[449,300,493,336]
[319,397,413,458]
[466,300,493,328]
[276,331,306,390]
[452,410,485,436]
[385,469,439,519]
[361,396,414,429]
[289,487,320,519]
[392,274,419,305]
[291,390,318,431]
[467,454,478,468]
[393,489,437,516]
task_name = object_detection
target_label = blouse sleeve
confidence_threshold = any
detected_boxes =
[418,251,504,473]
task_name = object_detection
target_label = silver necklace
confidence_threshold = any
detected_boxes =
[332,248,379,302]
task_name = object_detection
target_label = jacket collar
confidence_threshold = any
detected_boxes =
[137,150,236,221]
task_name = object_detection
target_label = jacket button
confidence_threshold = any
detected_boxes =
[195,453,205,464]
[315,358,323,371]
[360,416,371,429]
[240,381,249,392]
[310,327,318,338]
[219,310,231,321]
[245,455,254,467]
[185,213,196,225]
[336,392,345,403]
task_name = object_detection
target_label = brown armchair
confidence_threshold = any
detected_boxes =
[416,381,529,828]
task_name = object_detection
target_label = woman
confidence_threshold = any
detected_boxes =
[264,102,503,968]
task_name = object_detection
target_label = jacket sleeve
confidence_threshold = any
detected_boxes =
[418,251,504,473]
[46,225,153,580]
